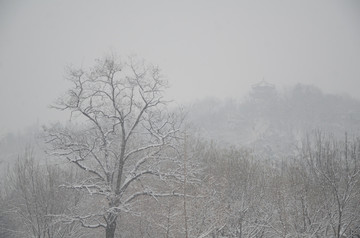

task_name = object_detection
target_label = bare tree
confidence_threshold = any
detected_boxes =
[45,54,183,238]
[298,133,360,238]
[3,148,82,238]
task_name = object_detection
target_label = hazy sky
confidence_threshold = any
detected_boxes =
[1,0,360,135]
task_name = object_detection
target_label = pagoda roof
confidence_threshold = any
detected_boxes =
[252,79,275,89]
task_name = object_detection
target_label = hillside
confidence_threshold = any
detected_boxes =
[187,83,360,159]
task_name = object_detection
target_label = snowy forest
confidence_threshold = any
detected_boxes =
[0,56,360,238]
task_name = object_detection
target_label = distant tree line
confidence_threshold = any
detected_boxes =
[188,83,360,160]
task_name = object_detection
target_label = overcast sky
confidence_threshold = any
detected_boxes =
[0,0,360,135]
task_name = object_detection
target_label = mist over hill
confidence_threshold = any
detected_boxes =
[186,82,360,160]
[2,82,360,168]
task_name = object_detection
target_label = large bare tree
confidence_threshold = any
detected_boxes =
[45,55,183,238]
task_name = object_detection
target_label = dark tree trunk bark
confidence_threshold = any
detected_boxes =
[106,221,117,238]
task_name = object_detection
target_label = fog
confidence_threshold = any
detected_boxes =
[2,1,360,237]
[1,0,360,135]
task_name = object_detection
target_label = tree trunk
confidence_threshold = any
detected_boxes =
[106,221,117,238]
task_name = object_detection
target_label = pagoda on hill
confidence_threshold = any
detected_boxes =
[250,79,276,102]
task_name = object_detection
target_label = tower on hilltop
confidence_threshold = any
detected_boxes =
[250,79,276,102]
